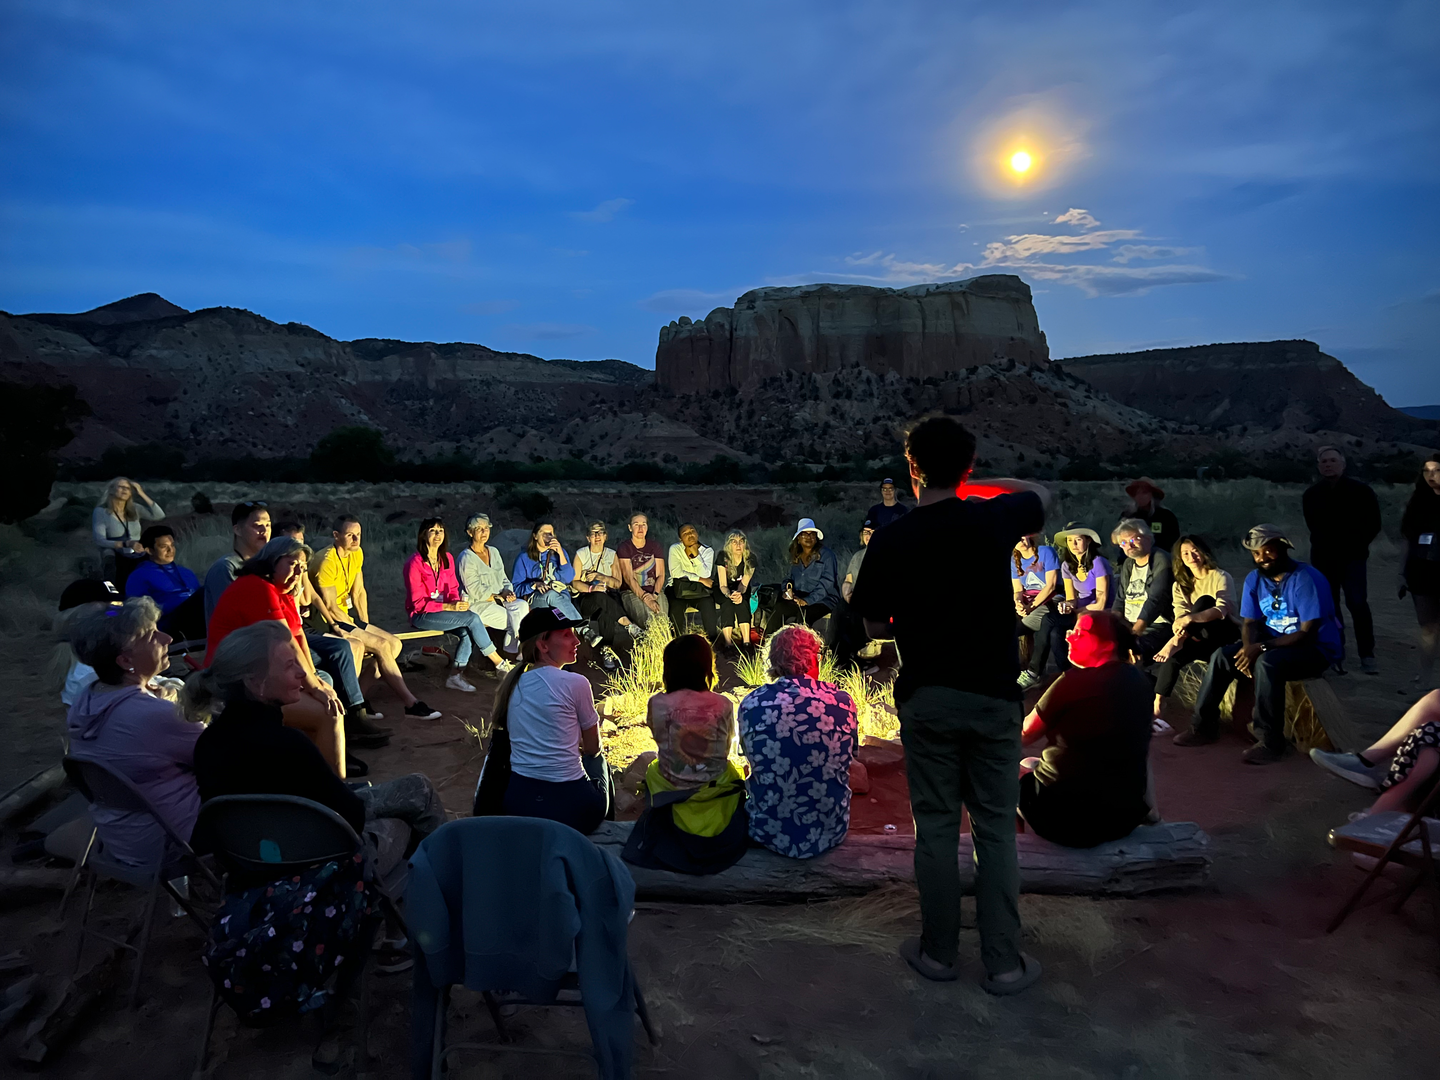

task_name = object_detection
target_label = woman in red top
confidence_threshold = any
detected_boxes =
[206,537,347,775]
[404,517,511,692]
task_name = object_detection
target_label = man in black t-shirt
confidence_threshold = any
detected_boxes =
[851,417,1049,995]
[864,477,910,531]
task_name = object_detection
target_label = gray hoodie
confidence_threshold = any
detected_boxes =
[66,683,203,867]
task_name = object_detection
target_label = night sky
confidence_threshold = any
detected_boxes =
[2,1,1436,404]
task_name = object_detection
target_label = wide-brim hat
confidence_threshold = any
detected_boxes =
[1242,523,1294,552]
[518,606,587,643]
[1053,521,1102,547]
[792,517,824,541]
[1126,477,1166,500]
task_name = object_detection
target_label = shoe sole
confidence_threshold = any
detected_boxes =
[407,711,443,721]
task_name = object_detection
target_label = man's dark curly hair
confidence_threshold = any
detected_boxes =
[903,416,977,490]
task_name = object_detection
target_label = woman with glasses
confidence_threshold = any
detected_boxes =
[455,513,529,656]
[571,520,640,654]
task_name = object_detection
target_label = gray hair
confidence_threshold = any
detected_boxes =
[238,536,304,581]
[1111,518,1152,544]
[67,596,161,685]
[181,620,292,723]
[465,512,492,536]
[764,624,825,679]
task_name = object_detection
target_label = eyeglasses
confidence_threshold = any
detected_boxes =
[1118,535,1145,547]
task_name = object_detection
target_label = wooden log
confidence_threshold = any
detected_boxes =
[0,868,72,894]
[592,820,1211,902]
[0,766,66,826]
[15,945,128,1066]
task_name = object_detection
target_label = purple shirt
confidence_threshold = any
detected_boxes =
[1062,554,1112,607]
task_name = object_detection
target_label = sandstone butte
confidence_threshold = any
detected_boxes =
[654,275,1049,394]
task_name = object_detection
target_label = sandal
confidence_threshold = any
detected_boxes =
[982,953,1042,996]
[899,936,958,982]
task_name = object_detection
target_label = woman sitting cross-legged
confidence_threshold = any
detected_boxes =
[188,621,446,880]
[767,518,842,637]
[65,597,203,867]
[455,513,529,656]
[623,634,748,874]
[1019,610,1154,848]
[666,523,720,641]
[205,537,351,776]
[1150,535,1241,725]
[405,517,515,692]
[474,607,613,835]
[512,522,616,671]
[738,624,858,859]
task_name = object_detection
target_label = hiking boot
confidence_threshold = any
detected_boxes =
[1017,670,1042,691]
[1309,748,1385,789]
[1172,728,1218,747]
[445,671,477,693]
[1242,743,1286,765]
[599,646,620,672]
[1361,657,1379,676]
[405,701,442,720]
[344,711,392,748]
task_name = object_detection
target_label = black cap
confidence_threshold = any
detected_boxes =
[861,519,874,530]
[59,579,120,611]
[518,606,587,643]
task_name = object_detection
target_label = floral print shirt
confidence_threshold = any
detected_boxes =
[738,676,858,859]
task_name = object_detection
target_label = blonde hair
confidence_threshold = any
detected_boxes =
[181,621,292,723]
[98,477,138,521]
[488,637,546,736]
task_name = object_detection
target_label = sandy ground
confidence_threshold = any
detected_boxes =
[2,487,1438,1078]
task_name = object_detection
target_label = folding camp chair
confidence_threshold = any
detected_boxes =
[1326,780,1440,952]
[60,756,220,1008]
[192,794,408,1076]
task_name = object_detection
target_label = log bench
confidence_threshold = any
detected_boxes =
[1171,662,1362,752]
[591,819,1211,902]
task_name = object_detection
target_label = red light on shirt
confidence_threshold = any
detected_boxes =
[955,481,1012,500]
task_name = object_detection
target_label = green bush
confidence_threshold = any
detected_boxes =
[311,426,395,482]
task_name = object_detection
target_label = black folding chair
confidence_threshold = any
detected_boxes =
[61,756,220,1008]
[192,794,407,1076]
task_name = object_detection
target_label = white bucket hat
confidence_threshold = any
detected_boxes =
[792,517,824,541]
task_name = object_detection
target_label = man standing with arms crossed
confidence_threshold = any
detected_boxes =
[851,416,1050,994]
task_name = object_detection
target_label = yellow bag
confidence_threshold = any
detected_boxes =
[644,759,745,837]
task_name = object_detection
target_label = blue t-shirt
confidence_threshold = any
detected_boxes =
[1239,562,1342,662]
[125,559,200,616]
[1012,546,1060,595]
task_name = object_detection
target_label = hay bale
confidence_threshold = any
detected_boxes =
[1170,661,1348,752]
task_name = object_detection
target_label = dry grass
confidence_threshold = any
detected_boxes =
[717,885,921,968]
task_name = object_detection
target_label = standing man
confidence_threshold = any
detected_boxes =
[1303,446,1382,675]
[616,513,669,629]
[865,478,909,531]
[1173,524,1341,764]
[204,500,271,623]
[851,416,1049,995]
[1120,478,1178,554]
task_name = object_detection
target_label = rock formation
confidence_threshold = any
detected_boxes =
[1059,341,1437,445]
[655,275,1048,394]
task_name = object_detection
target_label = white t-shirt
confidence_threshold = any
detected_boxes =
[573,547,617,593]
[506,666,599,783]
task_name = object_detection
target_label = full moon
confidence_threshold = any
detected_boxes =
[1010,151,1032,173]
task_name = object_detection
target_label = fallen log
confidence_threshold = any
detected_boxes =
[0,766,66,827]
[0,867,72,894]
[592,820,1211,902]
[15,944,128,1067]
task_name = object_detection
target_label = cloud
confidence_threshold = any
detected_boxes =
[1112,244,1199,263]
[460,299,518,314]
[981,229,1140,262]
[638,288,738,314]
[504,321,594,340]
[836,252,976,284]
[1053,208,1100,229]
[1021,262,1232,297]
[569,198,633,223]
[346,238,472,268]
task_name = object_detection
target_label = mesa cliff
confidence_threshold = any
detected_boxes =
[655,275,1048,394]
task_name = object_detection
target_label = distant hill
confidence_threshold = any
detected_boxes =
[1400,404,1440,421]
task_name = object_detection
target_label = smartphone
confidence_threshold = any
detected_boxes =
[336,621,357,633]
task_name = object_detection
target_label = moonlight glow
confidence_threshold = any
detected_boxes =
[1010,151,1032,173]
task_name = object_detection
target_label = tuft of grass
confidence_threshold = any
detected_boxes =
[834,664,900,743]
[718,884,921,968]
[600,617,673,725]
[733,647,768,688]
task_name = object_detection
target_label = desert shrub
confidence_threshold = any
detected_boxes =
[0,381,89,523]
[500,488,554,522]
[310,426,395,482]
[815,483,841,506]
[614,461,666,483]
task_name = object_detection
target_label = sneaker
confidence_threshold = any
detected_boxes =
[445,672,477,693]
[1309,748,1384,790]
[1172,728,1218,747]
[405,701,442,720]
[1331,662,1348,676]
[360,701,385,722]
[494,658,515,676]
[625,623,643,639]
[1242,743,1286,765]
[599,646,620,672]
[1361,657,1379,676]
[1016,670,1042,691]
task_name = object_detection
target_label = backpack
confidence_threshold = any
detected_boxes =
[201,853,377,1025]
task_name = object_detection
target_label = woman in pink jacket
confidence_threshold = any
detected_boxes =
[405,517,514,691]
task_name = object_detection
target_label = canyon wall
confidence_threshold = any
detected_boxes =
[655,275,1049,394]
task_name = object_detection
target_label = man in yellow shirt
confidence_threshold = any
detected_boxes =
[312,515,440,721]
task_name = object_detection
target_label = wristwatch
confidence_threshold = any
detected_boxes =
[1259,642,1270,652]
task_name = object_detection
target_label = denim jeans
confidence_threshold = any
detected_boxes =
[307,633,364,709]
[527,588,583,622]
[1190,639,1329,750]
[411,609,499,667]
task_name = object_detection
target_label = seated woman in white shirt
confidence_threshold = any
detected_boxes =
[454,513,530,655]
[666,523,719,641]
[571,519,640,654]
[483,607,610,834]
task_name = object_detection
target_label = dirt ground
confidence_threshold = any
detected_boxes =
[3,485,1438,1078]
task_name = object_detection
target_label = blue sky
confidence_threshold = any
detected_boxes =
[2,0,1437,404]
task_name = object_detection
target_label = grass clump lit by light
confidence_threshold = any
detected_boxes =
[600,617,673,725]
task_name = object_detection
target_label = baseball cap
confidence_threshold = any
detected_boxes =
[881,477,895,485]
[518,606,587,643]
[1242,523,1293,551]
[861,519,874,530]
[59,579,120,611]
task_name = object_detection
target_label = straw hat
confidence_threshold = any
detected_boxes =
[1125,477,1166,500]
[1053,521,1102,547]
